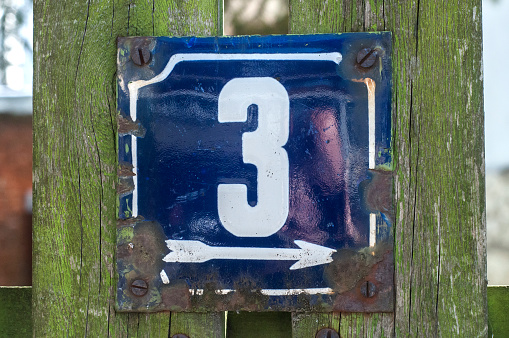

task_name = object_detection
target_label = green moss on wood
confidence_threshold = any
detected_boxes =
[292,313,340,338]
[488,286,509,337]
[170,312,227,338]
[33,0,486,336]
[290,0,486,336]
[0,287,31,337]
[33,0,222,336]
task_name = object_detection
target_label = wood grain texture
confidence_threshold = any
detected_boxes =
[32,0,223,336]
[290,0,487,336]
[33,0,487,336]
[292,312,341,338]
[170,312,226,338]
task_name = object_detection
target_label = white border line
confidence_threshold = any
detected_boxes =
[369,213,377,247]
[131,134,138,217]
[365,78,376,170]
[355,78,377,247]
[189,287,334,296]
[364,78,377,248]
[127,52,373,297]
[366,78,377,248]
[127,52,342,218]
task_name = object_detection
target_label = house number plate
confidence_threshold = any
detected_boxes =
[116,33,393,312]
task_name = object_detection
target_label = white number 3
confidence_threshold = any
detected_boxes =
[217,77,290,237]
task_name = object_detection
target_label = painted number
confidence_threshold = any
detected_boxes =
[218,77,289,237]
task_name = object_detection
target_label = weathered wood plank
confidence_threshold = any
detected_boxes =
[291,312,393,338]
[292,312,340,338]
[33,0,487,336]
[170,312,226,338]
[488,286,509,337]
[339,313,393,338]
[0,287,31,337]
[289,0,487,336]
[33,0,222,336]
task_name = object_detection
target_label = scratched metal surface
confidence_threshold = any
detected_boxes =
[116,33,393,312]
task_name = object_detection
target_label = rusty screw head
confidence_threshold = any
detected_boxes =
[316,328,340,338]
[171,334,189,338]
[130,279,148,296]
[356,48,378,68]
[360,281,377,298]
[131,47,151,66]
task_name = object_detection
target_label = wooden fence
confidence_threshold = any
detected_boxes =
[27,0,490,336]
[2,286,508,336]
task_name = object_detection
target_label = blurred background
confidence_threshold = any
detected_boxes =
[482,0,509,285]
[0,0,32,286]
[0,0,507,285]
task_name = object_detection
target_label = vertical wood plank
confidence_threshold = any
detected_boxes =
[153,0,219,36]
[339,313,393,338]
[33,0,222,336]
[170,312,226,338]
[289,0,487,336]
[291,312,340,338]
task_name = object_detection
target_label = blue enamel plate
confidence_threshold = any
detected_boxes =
[116,33,393,312]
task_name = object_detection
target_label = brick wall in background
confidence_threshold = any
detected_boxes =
[0,115,32,285]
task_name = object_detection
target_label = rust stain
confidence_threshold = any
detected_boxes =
[117,177,134,197]
[332,250,394,312]
[117,162,135,200]
[122,36,153,51]
[365,169,394,223]
[128,222,167,271]
[323,242,394,312]
[118,114,146,137]
[228,278,269,312]
[362,77,376,97]
[118,162,135,177]
[160,283,192,311]
[117,220,170,311]
[117,216,144,228]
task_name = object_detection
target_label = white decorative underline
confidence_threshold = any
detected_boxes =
[188,288,335,296]
[355,78,378,248]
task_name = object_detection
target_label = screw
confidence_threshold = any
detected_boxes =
[356,48,378,68]
[316,328,340,338]
[131,47,151,66]
[360,281,377,298]
[171,334,189,338]
[130,279,148,296]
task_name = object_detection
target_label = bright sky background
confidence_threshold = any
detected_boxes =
[483,0,509,170]
[1,0,32,95]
